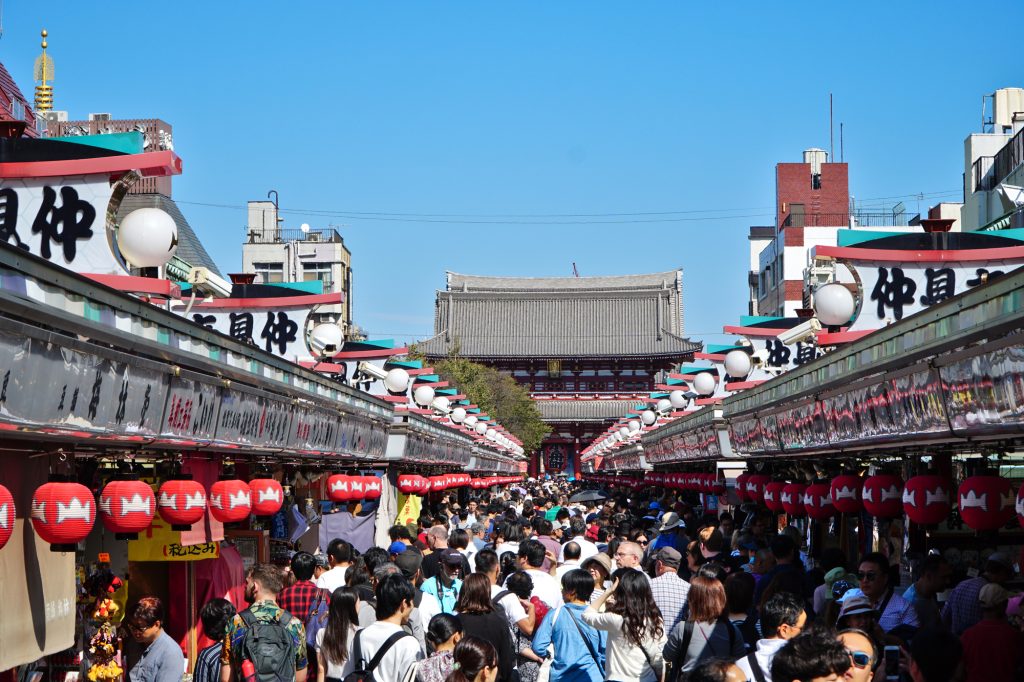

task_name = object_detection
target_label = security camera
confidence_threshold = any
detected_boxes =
[776,318,822,346]
[187,267,233,298]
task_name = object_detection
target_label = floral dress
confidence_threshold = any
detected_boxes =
[416,650,454,682]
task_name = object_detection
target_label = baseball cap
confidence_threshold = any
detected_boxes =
[440,548,464,566]
[394,548,423,579]
[985,552,1013,572]
[388,541,408,555]
[653,547,682,568]
[836,595,878,622]
[979,582,1013,609]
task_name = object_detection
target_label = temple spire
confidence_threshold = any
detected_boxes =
[34,29,53,112]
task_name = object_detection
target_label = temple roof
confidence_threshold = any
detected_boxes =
[417,270,698,359]
[535,398,643,422]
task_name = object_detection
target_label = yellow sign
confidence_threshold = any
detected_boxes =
[395,493,422,528]
[127,517,219,562]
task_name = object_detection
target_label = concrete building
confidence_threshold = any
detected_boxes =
[749,148,917,318]
[962,87,1024,232]
[241,200,353,331]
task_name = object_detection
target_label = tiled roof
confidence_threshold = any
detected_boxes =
[116,194,222,277]
[535,398,643,422]
[417,270,697,359]
[0,61,39,138]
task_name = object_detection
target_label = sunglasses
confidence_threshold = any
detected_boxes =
[638,540,649,546]
[857,571,878,581]
[846,650,872,669]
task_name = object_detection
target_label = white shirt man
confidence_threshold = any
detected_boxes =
[735,593,807,682]
[558,521,599,563]
[352,574,423,682]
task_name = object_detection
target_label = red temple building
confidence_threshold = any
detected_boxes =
[417,271,699,476]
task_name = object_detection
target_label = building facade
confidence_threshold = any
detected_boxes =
[416,271,699,476]
[962,87,1024,232]
[241,200,353,331]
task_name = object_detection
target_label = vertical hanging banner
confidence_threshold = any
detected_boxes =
[395,493,422,528]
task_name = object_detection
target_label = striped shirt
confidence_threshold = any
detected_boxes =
[193,642,222,682]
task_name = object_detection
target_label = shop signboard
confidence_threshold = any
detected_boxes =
[127,516,219,562]
[158,374,220,442]
[214,385,293,450]
[939,340,1024,436]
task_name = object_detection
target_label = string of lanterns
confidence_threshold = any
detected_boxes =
[396,474,523,494]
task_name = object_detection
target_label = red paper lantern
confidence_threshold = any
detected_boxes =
[958,476,1016,531]
[903,475,951,525]
[830,475,864,514]
[157,479,207,530]
[804,483,836,520]
[31,481,96,550]
[397,475,421,495]
[734,473,751,501]
[763,481,787,512]
[99,480,155,537]
[745,475,772,504]
[362,476,382,500]
[862,475,903,519]
[209,479,251,523]
[328,474,353,502]
[0,484,15,551]
[429,476,447,492]
[348,476,367,500]
[250,479,284,516]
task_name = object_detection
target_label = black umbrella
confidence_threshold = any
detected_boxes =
[569,489,608,503]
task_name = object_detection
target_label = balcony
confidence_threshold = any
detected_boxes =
[246,228,344,244]
[782,212,912,228]
[973,127,1024,193]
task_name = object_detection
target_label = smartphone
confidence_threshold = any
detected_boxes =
[884,645,900,681]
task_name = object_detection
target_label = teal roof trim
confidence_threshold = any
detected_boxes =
[51,131,144,154]
[739,315,785,326]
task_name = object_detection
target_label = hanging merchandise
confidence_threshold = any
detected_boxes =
[249,479,285,516]
[862,475,904,518]
[902,475,952,525]
[208,479,251,523]
[830,475,864,514]
[763,481,787,512]
[98,479,156,539]
[31,481,96,551]
[87,594,123,682]
[958,475,1016,531]
[157,478,207,530]
[803,483,836,520]
[0,483,14,550]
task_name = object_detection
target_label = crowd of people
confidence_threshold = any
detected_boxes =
[123,479,1023,682]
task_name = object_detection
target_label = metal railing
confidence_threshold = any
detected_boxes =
[994,127,1024,188]
[246,228,343,244]
[782,212,911,227]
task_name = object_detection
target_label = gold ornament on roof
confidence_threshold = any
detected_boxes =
[34,29,55,112]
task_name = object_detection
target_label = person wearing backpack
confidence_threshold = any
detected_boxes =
[280,553,330,679]
[315,587,361,681]
[348,573,423,682]
[734,592,806,682]
[221,563,308,682]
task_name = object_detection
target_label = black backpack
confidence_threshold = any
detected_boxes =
[239,608,297,682]
[344,629,413,682]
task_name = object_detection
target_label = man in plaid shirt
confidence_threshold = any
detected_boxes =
[650,547,690,631]
[279,551,329,622]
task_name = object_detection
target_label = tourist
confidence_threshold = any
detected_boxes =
[770,630,850,682]
[906,625,963,682]
[649,547,690,632]
[753,535,800,605]
[581,553,613,604]
[855,552,918,638]
[613,541,649,578]
[124,597,185,682]
[516,540,562,609]
[315,587,361,681]
[221,564,308,682]
[663,575,745,677]
[735,592,806,682]
[959,583,1024,682]
[531,569,606,682]
[425,526,470,578]
[316,539,354,594]
[351,573,423,681]
[835,629,878,682]
[193,598,235,682]
[454,574,516,682]
[446,636,499,682]
[584,570,667,682]
[559,517,600,562]
[941,552,1015,635]
[475,549,535,637]
[533,518,561,572]
[422,549,465,615]
[901,554,951,630]
[650,512,689,553]
[469,523,488,552]
[723,571,759,651]
[417,613,463,682]
[687,659,748,682]
[810,549,849,617]
[556,541,584,581]
[502,571,545,682]
[280,551,330,627]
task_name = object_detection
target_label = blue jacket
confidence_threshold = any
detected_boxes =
[532,603,606,682]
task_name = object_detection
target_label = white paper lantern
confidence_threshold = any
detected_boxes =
[465,416,478,428]
[384,368,410,393]
[628,420,641,433]
[475,422,487,435]
[413,385,435,406]
[669,390,688,409]
[814,282,857,327]
[450,407,467,423]
[724,350,752,379]
[117,208,178,268]
[641,410,657,426]
[308,323,343,357]
[693,372,717,396]
[431,396,451,413]
[485,428,497,440]
[618,426,630,438]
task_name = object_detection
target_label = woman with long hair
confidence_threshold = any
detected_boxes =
[417,613,463,682]
[583,568,667,682]
[453,574,515,682]
[444,636,499,682]
[663,576,745,680]
[316,586,361,682]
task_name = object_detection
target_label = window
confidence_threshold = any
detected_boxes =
[811,173,822,190]
[253,262,283,283]
[302,261,334,290]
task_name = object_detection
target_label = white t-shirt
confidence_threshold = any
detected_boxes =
[496,541,520,561]
[353,621,422,682]
[523,569,563,610]
[315,565,348,594]
[418,591,442,633]
[315,625,357,679]
[490,584,528,633]
[559,537,599,563]
[555,560,582,582]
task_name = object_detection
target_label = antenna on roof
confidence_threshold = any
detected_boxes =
[572,262,580,278]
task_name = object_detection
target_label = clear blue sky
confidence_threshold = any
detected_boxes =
[3,2,1017,346]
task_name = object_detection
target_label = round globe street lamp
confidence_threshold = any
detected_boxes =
[307,322,343,358]
[450,407,467,424]
[117,208,179,269]
[724,349,752,380]
[693,372,717,396]
[814,282,857,330]
[383,368,411,393]
[669,389,688,410]
[413,385,435,407]
[641,409,657,426]
[464,415,478,428]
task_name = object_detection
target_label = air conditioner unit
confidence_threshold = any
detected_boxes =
[43,111,68,123]
[88,113,112,122]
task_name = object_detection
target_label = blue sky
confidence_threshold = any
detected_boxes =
[3,2,1017,346]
